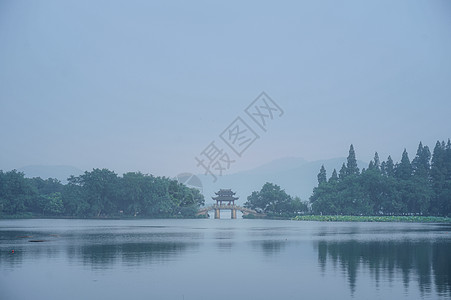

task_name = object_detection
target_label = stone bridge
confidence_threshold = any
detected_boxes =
[197,204,265,219]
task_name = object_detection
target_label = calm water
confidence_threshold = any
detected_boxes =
[0,219,450,300]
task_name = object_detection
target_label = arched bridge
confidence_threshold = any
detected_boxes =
[197,205,265,219]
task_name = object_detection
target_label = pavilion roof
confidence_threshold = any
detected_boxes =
[212,195,239,201]
[212,189,238,201]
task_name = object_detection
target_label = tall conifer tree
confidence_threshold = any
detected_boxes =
[386,156,395,177]
[339,163,347,180]
[395,149,412,180]
[346,144,359,176]
[317,165,327,185]
[329,169,338,183]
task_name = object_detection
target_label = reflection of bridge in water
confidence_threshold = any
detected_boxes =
[196,204,264,219]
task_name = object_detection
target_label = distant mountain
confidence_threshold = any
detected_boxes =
[198,157,366,205]
[241,157,309,174]
[18,165,83,183]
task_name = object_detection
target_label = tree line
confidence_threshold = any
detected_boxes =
[0,168,204,218]
[2,139,450,219]
[310,140,451,216]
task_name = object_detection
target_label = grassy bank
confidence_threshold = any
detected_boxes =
[293,215,451,223]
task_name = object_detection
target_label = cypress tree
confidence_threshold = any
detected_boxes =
[410,142,433,214]
[339,163,347,180]
[395,149,412,180]
[431,141,445,190]
[346,144,359,176]
[412,142,431,177]
[430,140,451,215]
[445,139,451,215]
[374,152,380,170]
[368,152,381,171]
[430,141,445,215]
[380,161,387,176]
[445,139,451,181]
[386,156,395,177]
[317,165,327,185]
[329,169,338,183]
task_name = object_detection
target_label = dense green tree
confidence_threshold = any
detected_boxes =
[310,182,341,215]
[0,170,34,215]
[373,152,380,170]
[395,149,412,180]
[412,142,431,177]
[380,161,387,176]
[409,142,433,214]
[381,156,395,177]
[361,166,383,214]
[378,175,401,214]
[430,141,446,215]
[368,152,380,171]
[309,141,451,216]
[0,168,205,218]
[62,175,90,216]
[329,169,338,183]
[339,176,372,215]
[119,172,147,216]
[76,169,119,216]
[430,140,451,216]
[43,192,64,215]
[28,177,64,214]
[291,196,309,214]
[339,163,347,180]
[244,182,300,216]
[317,165,327,185]
[346,144,359,176]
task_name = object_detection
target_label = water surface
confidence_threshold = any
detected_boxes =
[1,219,450,299]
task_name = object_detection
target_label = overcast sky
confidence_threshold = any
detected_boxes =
[1,0,450,178]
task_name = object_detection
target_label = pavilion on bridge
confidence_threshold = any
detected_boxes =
[212,189,239,219]
[212,189,238,206]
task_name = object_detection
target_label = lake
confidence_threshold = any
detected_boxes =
[0,219,450,300]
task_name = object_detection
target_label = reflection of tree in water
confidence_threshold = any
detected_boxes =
[0,229,202,270]
[0,241,197,270]
[77,242,196,268]
[251,240,286,256]
[215,230,234,252]
[316,240,451,297]
[432,242,451,297]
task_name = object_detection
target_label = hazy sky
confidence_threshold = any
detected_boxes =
[1,0,450,178]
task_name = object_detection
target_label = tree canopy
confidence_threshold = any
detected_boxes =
[0,169,204,218]
[310,140,451,216]
[244,182,308,217]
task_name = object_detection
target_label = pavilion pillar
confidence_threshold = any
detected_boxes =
[214,208,220,219]
[231,208,237,219]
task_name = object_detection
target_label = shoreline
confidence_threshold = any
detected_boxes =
[293,215,451,223]
[2,214,451,223]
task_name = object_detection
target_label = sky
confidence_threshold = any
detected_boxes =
[1,0,450,179]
